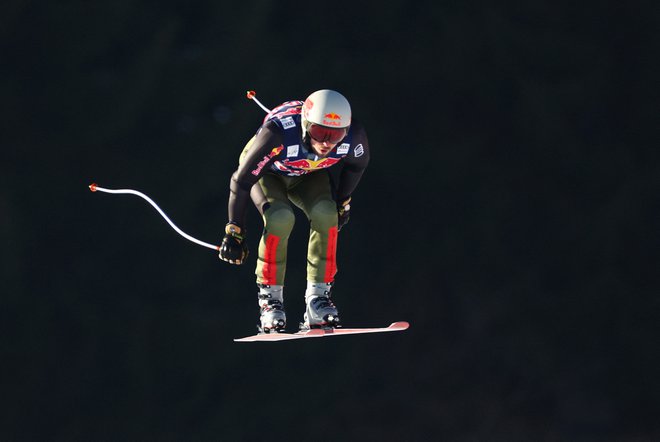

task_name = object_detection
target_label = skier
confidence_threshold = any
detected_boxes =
[219,89,370,333]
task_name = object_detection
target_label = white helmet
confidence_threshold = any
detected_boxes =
[301,89,351,143]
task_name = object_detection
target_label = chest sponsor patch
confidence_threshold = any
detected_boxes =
[287,144,299,157]
[336,143,350,155]
[274,157,342,172]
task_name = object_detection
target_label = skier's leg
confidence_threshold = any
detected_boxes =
[290,171,338,284]
[289,172,341,328]
[255,174,295,286]
[251,174,294,332]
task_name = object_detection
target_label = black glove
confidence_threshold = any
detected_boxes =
[219,223,248,265]
[337,197,351,231]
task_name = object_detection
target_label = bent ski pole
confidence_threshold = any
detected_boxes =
[89,183,220,251]
[246,90,271,113]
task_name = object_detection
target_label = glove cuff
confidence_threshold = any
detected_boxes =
[338,197,351,214]
[225,223,245,240]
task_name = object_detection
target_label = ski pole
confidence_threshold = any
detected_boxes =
[89,183,220,251]
[246,90,271,114]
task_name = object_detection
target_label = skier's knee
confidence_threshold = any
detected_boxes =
[264,204,295,235]
[309,199,337,230]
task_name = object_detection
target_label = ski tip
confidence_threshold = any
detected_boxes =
[89,183,97,192]
[390,321,410,330]
[246,90,256,99]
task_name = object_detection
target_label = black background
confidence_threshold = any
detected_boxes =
[2,1,659,440]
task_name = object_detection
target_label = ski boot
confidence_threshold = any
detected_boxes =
[302,282,341,330]
[257,284,286,333]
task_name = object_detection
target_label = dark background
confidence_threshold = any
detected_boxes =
[2,1,658,440]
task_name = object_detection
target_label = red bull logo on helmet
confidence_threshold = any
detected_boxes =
[303,98,314,119]
[322,112,343,127]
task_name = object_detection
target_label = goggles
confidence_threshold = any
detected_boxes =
[307,123,348,144]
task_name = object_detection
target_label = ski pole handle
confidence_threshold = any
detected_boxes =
[89,183,220,251]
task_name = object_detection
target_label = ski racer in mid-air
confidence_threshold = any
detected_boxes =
[218,89,370,333]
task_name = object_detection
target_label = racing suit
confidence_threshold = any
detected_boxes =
[226,100,370,285]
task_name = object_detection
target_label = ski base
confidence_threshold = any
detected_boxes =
[234,321,409,342]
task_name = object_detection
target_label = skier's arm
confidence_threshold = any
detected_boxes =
[333,122,370,230]
[336,122,370,202]
[227,122,284,228]
[220,123,283,265]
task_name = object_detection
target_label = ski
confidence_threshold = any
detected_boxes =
[233,321,409,342]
